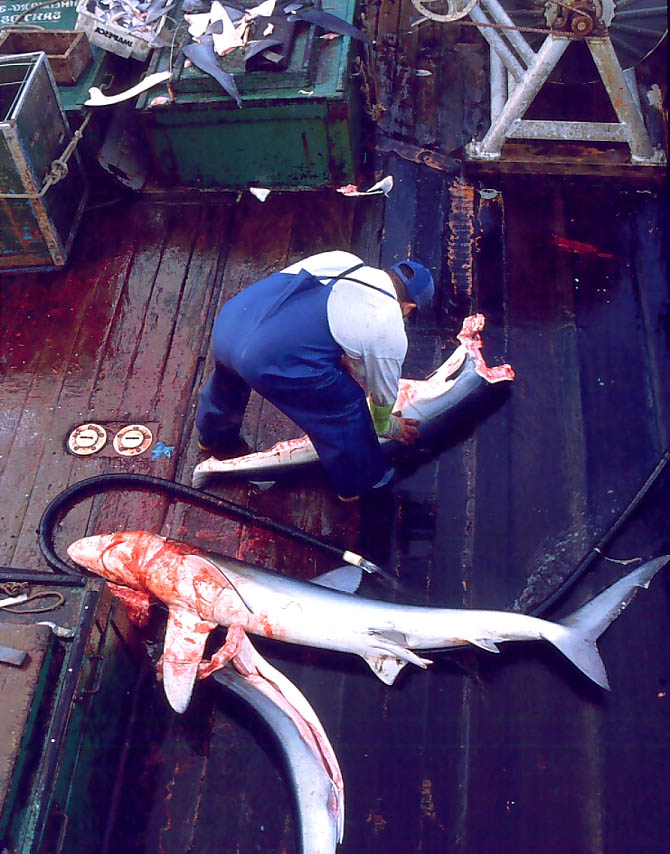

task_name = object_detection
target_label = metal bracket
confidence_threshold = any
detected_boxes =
[465,0,665,165]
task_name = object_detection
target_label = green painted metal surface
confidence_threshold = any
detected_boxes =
[136,0,365,188]
[0,584,143,854]
[0,0,79,30]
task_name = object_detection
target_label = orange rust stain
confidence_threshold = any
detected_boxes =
[365,801,388,835]
[419,778,447,833]
[447,178,476,304]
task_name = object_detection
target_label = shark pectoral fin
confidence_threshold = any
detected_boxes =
[363,654,409,685]
[310,565,363,593]
[364,629,433,683]
[162,607,217,714]
[469,638,502,653]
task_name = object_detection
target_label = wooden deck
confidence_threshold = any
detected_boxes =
[1,5,669,853]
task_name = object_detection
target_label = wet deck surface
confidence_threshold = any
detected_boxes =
[1,7,669,854]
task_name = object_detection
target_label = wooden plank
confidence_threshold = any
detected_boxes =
[629,189,670,446]
[567,185,670,853]
[382,0,420,140]
[0,203,140,569]
[167,190,298,550]
[83,203,196,540]
[0,623,52,817]
[110,677,213,854]
[464,142,669,180]
[373,0,402,134]
[462,178,603,852]
[234,187,361,606]
[79,202,233,545]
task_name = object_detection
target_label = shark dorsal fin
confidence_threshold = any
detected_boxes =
[310,565,363,593]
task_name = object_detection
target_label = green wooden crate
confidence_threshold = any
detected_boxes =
[0,583,146,854]
[0,52,88,271]
[136,0,366,189]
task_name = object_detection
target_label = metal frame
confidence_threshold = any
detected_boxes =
[465,0,665,164]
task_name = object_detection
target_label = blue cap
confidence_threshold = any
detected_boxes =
[390,261,434,310]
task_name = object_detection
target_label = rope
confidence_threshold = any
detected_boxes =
[0,591,66,613]
[410,0,601,37]
[0,582,65,613]
[0,112,93,201]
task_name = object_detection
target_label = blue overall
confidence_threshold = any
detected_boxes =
[196,267,389,498]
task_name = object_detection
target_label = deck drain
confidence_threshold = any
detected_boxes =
[67,423,108,455]
[113,424,153,456]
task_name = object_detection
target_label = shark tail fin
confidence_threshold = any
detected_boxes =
[541,556,670,690]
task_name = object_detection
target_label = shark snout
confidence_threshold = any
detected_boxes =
[67,530,163,588]
[67,533,117,575]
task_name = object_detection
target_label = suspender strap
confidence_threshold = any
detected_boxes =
[313,263,398,301]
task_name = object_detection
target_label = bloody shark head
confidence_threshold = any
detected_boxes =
[68,534,345,849]
[67,531,164,589]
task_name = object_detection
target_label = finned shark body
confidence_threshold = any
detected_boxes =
[192,313,515,487]
[208,626,344,854]
[67,531,668,708]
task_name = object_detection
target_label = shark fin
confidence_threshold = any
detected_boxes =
[310,565,363,593]
[542,555,670,690]
[364,629,433,683]
[469,638,501,653]
[162,607,217,713]
[249,480,277,491]
[363,654,409,685]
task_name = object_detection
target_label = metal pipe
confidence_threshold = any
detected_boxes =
[479,0,536,65]
[469,4,526,81]
[623,66,642,113]
[470,35,570,159]
[508,119,627,141]
[490,47,506,121]
[589,38,655,161]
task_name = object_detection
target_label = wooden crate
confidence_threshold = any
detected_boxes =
[0,31,92,84]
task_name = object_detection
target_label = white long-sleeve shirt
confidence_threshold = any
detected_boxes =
[282,251,407,407]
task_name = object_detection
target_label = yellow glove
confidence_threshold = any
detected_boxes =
[368,399,394,435]
[369,398,420,444]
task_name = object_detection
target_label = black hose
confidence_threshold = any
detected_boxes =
[38,473,396,585]
[526,446,670,616]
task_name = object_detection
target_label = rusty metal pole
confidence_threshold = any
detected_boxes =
[468,34,570,159]
[588,37,660,162]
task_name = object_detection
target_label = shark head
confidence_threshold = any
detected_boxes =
[67,530,166,588]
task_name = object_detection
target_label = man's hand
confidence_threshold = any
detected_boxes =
[385,414,420,445]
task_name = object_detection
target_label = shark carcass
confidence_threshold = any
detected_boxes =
[192,313,515,487]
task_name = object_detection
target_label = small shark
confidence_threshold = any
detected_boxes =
[67,531,669,709]
[192,313,515,487]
